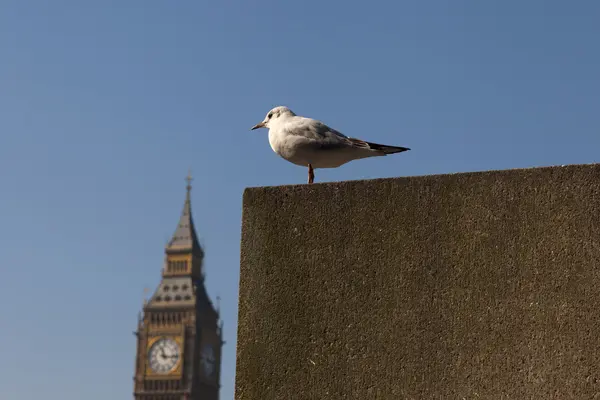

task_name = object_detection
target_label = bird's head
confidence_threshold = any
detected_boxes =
[250,106,296,130]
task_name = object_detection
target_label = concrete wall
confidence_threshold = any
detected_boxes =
[236,164,600,399]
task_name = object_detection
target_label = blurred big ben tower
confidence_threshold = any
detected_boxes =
[133,174,223,400]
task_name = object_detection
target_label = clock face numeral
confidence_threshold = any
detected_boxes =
[201,344,216,377]
[148,337,181,374]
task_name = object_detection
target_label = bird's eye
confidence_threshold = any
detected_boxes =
[268,112,273,119]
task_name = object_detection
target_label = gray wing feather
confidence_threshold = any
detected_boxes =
[285,117,353,145]
[282,116,410,154]
[306,121,374,150]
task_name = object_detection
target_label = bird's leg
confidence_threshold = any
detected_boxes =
[308,164,315,184]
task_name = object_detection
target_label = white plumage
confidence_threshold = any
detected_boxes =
[251,106,410,183]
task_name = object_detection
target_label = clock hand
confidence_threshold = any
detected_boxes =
[159,346,167,358]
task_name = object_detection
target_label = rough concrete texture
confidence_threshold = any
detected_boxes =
[236,164,600,399]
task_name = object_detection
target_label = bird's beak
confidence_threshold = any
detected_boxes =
[250,121,266,130]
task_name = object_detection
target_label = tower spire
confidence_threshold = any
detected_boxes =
[165,170,203,254]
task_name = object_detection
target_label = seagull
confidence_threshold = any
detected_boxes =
[250,106,410,184]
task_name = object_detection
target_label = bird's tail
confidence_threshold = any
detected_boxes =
[366,141,411,155]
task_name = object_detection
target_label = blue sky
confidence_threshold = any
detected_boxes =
[0,1,598,399]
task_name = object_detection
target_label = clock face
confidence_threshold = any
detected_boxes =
[201,344,216,377]
[148,337,181,374]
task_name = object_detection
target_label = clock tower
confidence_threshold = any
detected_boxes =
[133,174,223,400]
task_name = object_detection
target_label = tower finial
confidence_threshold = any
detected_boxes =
[185,168,193,192]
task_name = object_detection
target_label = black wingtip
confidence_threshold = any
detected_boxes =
[382,146,411,155]
[363,140,411,154]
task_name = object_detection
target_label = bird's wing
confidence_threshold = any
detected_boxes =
[285,117,352,144]
[283,117,409,154]
[344,137,372,150]
[301,120,375,150]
